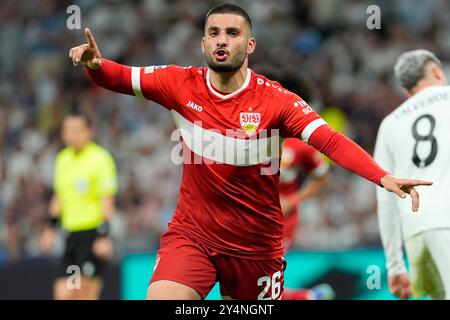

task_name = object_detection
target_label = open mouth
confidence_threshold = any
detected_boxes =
[214,49,229,62]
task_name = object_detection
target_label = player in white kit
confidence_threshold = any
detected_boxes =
[375,49,450,300]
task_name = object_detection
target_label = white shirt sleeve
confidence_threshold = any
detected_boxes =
[374,120,407,276]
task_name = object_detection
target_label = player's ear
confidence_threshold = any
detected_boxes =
[426,62,443,84]
[247,37,256,55]
[201,37,206,53]
[432,65,446,84]
[431,65,439,79]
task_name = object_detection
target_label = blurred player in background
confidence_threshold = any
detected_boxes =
[279,138,334,300]
[375,49,450,300]
[280,139,330,253]
[41,111,118,299]
[69,3,431,300]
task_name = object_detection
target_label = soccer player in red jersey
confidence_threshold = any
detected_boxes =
[279,138,334,300]
[279,138,330,252]
[69,4,432,300]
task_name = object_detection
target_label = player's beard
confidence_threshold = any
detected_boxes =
[205,49,247,73]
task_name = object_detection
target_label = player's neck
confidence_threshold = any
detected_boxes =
[409,79,445,97]
[208,65,248,93]
[71,142,90,154]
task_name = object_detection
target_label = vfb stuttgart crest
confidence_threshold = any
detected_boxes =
[240,112,261,135]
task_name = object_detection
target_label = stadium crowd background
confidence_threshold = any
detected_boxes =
[1,0,450,264]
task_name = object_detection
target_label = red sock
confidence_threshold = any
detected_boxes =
[282,289,312,300]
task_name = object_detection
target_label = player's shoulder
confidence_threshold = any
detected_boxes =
[143,64,203,80]
[55,147,73,171]
[389,85,450,121]
[252,71,309,109]
[87,143,114,160]
[56,147,72,161]
[378,111,396,131]
[253,72,292,97]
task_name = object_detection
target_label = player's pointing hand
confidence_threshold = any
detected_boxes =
[380,175,433,212]
[69,28,102,70]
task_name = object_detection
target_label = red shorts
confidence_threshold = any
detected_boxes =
[150,229,286,300]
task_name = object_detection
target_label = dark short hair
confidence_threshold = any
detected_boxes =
[204,3,252,31]
[65,107,93,129]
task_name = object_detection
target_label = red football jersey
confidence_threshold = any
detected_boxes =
[87,59,388,259]
[280,138,329,249]
[280,138,328,196]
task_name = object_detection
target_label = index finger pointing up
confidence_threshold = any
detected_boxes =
[85,28,98,49]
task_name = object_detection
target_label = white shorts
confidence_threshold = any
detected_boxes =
[405,229,450,299]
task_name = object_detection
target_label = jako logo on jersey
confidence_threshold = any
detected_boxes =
[186,101,203,112]
[293,100,313,114]
[240,112,261,135]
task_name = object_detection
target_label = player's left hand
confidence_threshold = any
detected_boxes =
[92,236,113,260]
[279,195,295,217]
[388,273,412,299]
[380,175,433,212]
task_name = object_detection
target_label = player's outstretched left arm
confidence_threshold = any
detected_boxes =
[306,124,432,212]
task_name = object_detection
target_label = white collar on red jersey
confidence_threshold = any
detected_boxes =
[206,68,252,100]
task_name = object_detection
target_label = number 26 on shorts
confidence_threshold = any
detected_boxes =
[257,271,282,300]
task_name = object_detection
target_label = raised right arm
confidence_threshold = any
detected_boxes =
[70,28,183,109]
[86,59,135,96]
